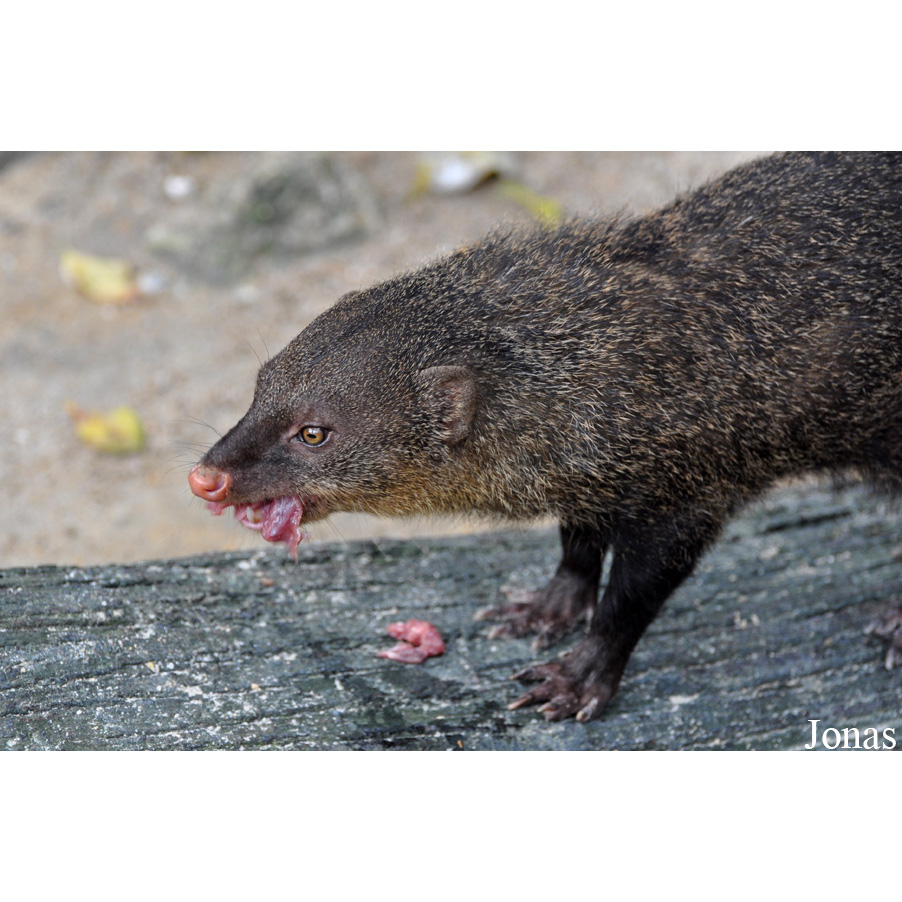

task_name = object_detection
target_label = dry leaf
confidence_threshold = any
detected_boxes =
[60,249,140,304]
[66,402,147,454]
[496,180,564,226]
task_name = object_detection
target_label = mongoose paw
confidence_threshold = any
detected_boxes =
[507,640,621,722]
[865,604,902,669]
[476,579,594,649]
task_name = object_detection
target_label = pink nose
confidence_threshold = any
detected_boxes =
[188,464,232,502]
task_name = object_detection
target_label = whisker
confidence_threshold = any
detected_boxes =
[257,329,271,362]
[171,440,212,453]
[174,416,222,438]
[244,338,263,367]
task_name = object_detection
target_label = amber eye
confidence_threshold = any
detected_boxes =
[297,426,328,447]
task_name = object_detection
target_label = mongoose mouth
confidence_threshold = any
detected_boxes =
[207,496,306,557]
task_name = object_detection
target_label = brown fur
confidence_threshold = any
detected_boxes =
[194,152,902,720]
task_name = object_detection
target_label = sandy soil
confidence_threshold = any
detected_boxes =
[1,151,761,567]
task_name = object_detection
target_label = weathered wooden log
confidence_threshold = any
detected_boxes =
[2,483,900,750]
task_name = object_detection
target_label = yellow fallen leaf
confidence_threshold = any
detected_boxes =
[411,161,434,198]
[60,249,140,304]
[496,179,564,226]
[66,402,146,454]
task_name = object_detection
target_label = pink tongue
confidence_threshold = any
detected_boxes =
[207,497,306,557]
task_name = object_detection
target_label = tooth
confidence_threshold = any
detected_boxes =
[245,505,264,524]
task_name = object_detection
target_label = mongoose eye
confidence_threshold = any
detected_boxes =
[296,426,329,447]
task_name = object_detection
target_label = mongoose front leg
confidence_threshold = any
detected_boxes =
[510,514,716,721]
[476,523,606,648]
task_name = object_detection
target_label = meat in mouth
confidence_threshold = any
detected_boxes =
[207,496,306,557]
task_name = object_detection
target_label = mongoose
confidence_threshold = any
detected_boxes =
[189,152,902,722]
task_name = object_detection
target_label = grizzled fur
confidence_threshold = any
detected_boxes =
[197,152,902,721]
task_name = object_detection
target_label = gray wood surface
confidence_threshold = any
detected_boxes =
[2,483,901,750]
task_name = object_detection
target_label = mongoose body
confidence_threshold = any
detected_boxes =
[189,152,902,721]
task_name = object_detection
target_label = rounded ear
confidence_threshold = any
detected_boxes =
[416,365,477,446]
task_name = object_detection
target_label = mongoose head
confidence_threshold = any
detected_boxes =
[188,284,480,553]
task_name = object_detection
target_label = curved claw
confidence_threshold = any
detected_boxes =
[477,584,591,647]
[511,661,562,683]
[865,604,902,670]
[507,644,619,722]
[475,591,540,627]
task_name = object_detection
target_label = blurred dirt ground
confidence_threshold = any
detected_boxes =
[0,151,761,567]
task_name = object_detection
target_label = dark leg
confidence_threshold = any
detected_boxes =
[476,522,606,648]
[511,513,718,722]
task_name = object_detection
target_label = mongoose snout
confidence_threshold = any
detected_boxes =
[188,464,232,503]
